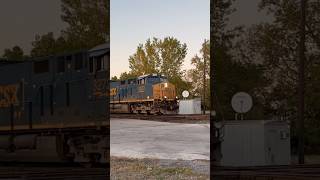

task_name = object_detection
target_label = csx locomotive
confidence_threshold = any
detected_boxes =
[110,74,179,114]
[0,43,109,164]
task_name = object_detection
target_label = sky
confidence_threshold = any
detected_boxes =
[229,1,271,27]
[110,0,210,77]
[0,0,271,74]
[0,0,67,55]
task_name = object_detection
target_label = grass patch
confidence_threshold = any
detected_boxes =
[111,157,209,180]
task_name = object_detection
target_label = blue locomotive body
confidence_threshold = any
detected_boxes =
[110,74,178,114]
[0,43,109,163]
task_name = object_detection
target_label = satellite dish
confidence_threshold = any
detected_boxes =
[182,90,189,98]
[231,92,253,113]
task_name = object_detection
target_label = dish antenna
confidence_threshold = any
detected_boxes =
[182,90,189,99]
[231,92,253,120]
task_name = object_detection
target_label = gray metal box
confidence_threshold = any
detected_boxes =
[219,120,290,166]
[178,98,201,114]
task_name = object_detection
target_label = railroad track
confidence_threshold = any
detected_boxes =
[0,163,108,180]
[213,164,320,179]
[110,114,209,123]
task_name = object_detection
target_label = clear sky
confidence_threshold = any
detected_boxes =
[0,0,270,68]
[110,0,210,77]
[229,0,271,27]
[0,0,66,55]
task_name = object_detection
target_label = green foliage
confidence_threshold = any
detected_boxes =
[111,76,118,81]
[128,38,160,76]
[30,32,70,57]
[188,40,210,108]
[243,0,320,152]
[158,37,187,81]
[29,0,109,57]
[128,37,189,95]
[2,46,25,60]
[61,0,109,50]
[211,0,267,120]
[119,72,136,81]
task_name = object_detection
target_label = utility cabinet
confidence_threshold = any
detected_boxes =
[178,98,201,114]
[219,120,290,167]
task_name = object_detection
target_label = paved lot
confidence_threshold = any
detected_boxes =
[110,118,210,160]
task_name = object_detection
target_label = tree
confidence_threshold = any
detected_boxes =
[30,32,67,57]
[111,76,118,81]
[244,0,320,153]
[188,40,210,109]
[2,46,25,60]
[158,37,187,81]
[61,0,109,50]
[128,38,159,76]
[128,37,188,95]
[211,0,267,120]
[29,0,109,58]
[119,72,136,80]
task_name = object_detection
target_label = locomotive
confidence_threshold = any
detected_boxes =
[110,74,179,114]
[0,43,109,164]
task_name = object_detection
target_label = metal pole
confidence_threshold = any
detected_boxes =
[203,40,206,115]
[298,0,306,164]
[210,0,215,172]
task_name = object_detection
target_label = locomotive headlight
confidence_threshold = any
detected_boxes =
[164,83,168,88]
[176,96,178,99]
[164,96,167,99]
[147,96,150,99]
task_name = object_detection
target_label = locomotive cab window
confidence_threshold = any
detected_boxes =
[34,60,49,74]
[138,79,145,85]
[66,55,72,69]
[57,57,65,73]
[128,79,134,84]
[74,53,83,70]
[89,57,94,73]
[103,54,108,70]
[96,56,104,71]
[96,58,102,71]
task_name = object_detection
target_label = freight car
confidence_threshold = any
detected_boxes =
[0,43,109,164]
[110,74,178,114]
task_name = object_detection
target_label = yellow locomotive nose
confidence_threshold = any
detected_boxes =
[152,82,176,100]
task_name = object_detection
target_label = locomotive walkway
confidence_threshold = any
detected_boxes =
[110,118,210,160]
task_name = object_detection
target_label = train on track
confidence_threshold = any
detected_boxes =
[110,74,179,114]
[0,43,109,164]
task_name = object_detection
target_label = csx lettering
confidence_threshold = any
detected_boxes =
[110,88,117,96]
[94,80,107,97]
[0,84,19,108]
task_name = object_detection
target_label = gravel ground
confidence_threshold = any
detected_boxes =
[110,157,210,180]
[110,114,210,124]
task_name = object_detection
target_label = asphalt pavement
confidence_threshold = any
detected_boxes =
[110,118,210,160]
